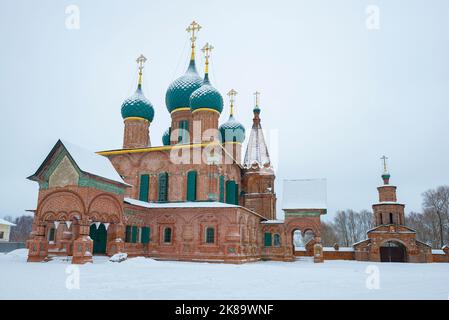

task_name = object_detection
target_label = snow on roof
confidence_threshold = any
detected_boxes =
[323,247,354,252]
[0,218,16,226]
[60,140,128,186]
[432,249,445,255]
[124,198,240,209]
[372,201,404,206]
[282,179,327,210]
[260,220,284,224]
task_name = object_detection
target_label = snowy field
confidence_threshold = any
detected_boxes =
[1,249,449,300]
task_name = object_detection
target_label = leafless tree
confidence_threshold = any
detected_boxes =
[320,221,339,246]
[422,186,449,248]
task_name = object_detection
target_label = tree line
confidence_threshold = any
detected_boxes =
[321,185,449,249]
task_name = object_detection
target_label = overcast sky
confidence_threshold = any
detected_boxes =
[1,0,448,221]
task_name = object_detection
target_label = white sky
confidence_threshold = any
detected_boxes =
[1,0,448,221]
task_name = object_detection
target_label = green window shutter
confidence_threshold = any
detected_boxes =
[206,227,215,244]
[158,172,169,202]
[164,227,172,243]
[186,171,197,201]
[226,180,236,204]
[141,227,150,244]
[139,174,150,202]
[219,175,225,202]
[234,183,239,205]
[264,232,272,247]
[178,120,189,143]
[131,226,138,243]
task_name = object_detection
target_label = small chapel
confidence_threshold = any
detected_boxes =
[26,22,326,264]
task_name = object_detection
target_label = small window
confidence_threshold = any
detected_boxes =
[273,234,281,247]
[164,227,172,243]
[389,213,394,224]
[48,228,56,242]
[264,232,272,247]
[206,227,215,244]
[125,226,132,243]
[0,231,4,239]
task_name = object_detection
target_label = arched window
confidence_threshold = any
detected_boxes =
[206,227,215,244]
[48,227,56,242]
[164,227,172,243]
[186,171,197,201]
[273,234,281,247]
[389,213,394,224]
[158,172,169,202]
[380,213,383,224]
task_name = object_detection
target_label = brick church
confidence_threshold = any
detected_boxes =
[26,22,326,264]
[25,22,446,265]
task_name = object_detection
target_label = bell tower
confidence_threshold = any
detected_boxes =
[241,92,277,220]
[373,156,406,226]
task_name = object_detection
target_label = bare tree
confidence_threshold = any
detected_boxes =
[422,186,449,248]
[5,215,34,242]
[320,221,339,246]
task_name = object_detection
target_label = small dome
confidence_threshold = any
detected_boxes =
[121,87,154,122]
[165,60,203,113]
[219,115,245,143]
[162,128,171,146]
[189,76,223,113]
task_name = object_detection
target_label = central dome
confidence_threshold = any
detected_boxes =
[165,60,203,113]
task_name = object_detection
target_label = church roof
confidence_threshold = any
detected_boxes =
[124,198,239,208]
[243,119,270,168]
[28,139,128,186]
[0,218,16,227]
[282,179,327,210]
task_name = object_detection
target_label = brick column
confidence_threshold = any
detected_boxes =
[72,220,93,264]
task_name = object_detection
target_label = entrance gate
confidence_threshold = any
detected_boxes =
[380,241,406,262]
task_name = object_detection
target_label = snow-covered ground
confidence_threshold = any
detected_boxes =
[1,249,448,300]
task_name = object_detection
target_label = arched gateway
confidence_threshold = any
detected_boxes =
[380,240,407,262]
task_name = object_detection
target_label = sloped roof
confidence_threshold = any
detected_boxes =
[0,218,16,227]
[282,179,327,210]
[28,139,128,186]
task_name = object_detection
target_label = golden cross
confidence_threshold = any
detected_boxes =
[186,21,202,59]
[254,91,260,106]
[381,155,388,173]
[136,54,147,86]
[201,43,214,73]
[227,89,238,116]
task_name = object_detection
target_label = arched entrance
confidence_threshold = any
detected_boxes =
[89,224,108,254]
[380,241,407,262]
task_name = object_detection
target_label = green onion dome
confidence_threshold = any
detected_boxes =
[219,115,245,143]
[165,60,203,113]
[162,128,171,146]
[189,75,223,113]
[121,85,154,122]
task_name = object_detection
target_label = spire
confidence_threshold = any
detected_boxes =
[380,155,391,185]
[201,42,214,81]
[186,21,202,61]
[136,54,147,90]
[227,89,237,116]
[244,92,271,168]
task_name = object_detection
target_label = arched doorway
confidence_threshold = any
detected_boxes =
[89,224,108,254]
[380,241,407,262]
